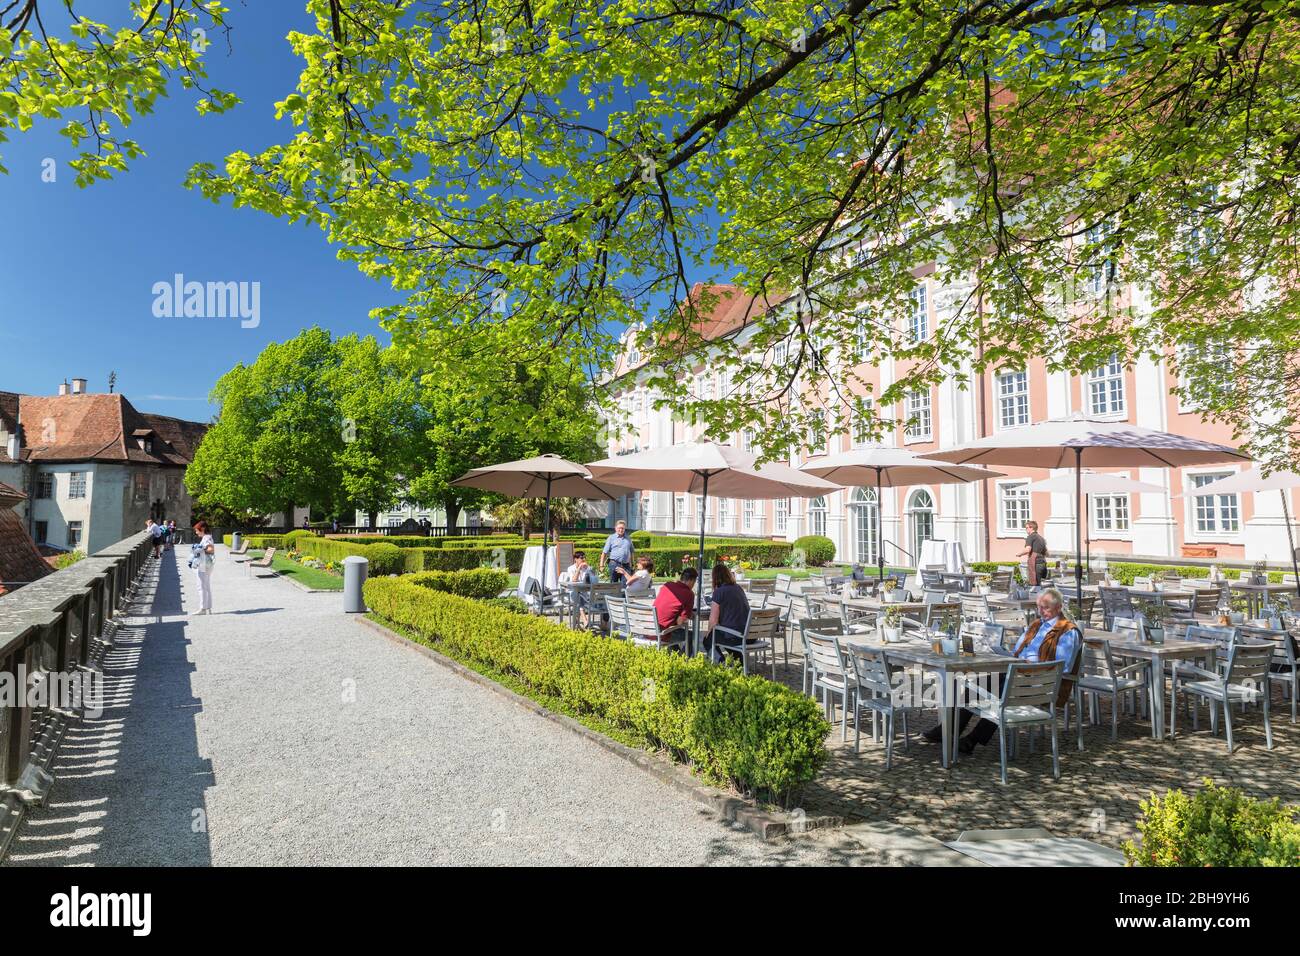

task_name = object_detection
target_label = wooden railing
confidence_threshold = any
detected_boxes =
[0,531,154,859]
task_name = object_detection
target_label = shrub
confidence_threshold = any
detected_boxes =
[282,529,315,549]
[53,550,86,569]
[792,535,836,566]
[1125,780,1300,867]
[296,537,407,575]
[363,578,830,799]
[481,596,530,615]
[406,568,510,600]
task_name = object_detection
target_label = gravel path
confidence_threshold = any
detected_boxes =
[7,548,864,866]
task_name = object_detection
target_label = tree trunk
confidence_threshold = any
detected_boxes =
[444,499,462,536]
[367,510,378,531]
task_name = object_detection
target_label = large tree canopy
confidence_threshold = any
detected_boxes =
[0,0,236,184]
[180,0,1300,468]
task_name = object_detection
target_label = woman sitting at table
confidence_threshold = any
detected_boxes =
[704,564,750,664]
[618,556,655,595]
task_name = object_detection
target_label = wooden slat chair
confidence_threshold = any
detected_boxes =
[1171,642,1276,752]
[624,600,687,653]
[1075,638,1150,748]
[1239,624,1300,724]
[603,595,632,640]
[587,583,625,634]
[763,590,796,663]
[844,644,916,767]
[803,629,853,740]
[713,606,781,678]
[989,569,1013,594]
[959,593,994,625]
[797,616,842,694]
[1098,586,1136,630]
[229,539,250,558]
[1064,595,1096,630]
[246,547,276,575]
[774,573,793,595]
[965,660,1065,784]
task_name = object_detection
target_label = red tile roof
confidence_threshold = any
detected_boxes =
[0,490,50,595]
[17,393,206,466]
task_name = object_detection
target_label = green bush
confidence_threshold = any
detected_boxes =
[363,578,830,798]
[481,596,530,615]
[1125,780,1300,867]
[406,568,510,600]
[792,535,836,566]
[295,537,407,575]
[282,529,315,549]
[53,550,86,569]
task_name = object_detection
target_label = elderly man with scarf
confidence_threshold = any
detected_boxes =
[925,587,1081,754]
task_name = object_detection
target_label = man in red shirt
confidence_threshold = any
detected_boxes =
[654,567,698,639]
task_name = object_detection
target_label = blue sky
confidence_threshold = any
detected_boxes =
[0,3,401,423]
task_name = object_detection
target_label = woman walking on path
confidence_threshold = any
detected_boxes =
[191,520,216,616]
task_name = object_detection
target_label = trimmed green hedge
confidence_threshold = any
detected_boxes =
[293,537,407,575]
[363,577,829,798]
[1126,780,1300,866]
[405,568,510,600]
[793,535,836,566]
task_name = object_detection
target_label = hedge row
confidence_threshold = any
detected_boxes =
[405,569,510,600]
[967,560,1287,586]
[325,530,652,550]
[363,577,829,798]
[295,537,408,575]
[1126,780,1300,866]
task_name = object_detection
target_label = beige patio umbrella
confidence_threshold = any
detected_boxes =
[586,441,843,652]
[921,416,1250,596]
[798,447,1003,582]
[1174,467,1300,598]
[452,455,638,595]
[1024,471,1167,575]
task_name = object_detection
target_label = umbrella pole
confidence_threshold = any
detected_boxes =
[1282,489,1300,602]
[694,473,710,658]
[541,476,552,615]
[1074,448,1084,599]
[876,467,885,585]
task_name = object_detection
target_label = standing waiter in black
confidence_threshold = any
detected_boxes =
[1018,519,1050,585]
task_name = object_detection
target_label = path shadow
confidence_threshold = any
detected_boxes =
[5,555,215,866]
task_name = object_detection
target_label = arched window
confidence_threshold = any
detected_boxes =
[808,496,827,537]
[849,487,878,564]
[908,489,935,564]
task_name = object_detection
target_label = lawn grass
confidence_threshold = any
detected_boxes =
[248,549,345,590]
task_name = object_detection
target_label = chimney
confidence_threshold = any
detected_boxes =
[58,380,69,396]
[71,378,87,395]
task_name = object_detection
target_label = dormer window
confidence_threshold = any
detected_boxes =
[133,428,156,453]
[627,347,640,366]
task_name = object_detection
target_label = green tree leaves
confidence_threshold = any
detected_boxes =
[0,1,238,186]
[176,1,1300,466]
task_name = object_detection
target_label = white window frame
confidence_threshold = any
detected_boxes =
[809,409,828,456]
[907,285,928,342]
[903,390,932,443]
[1085,221,1116,297]
[1086,354,1126,418]
[1186,470,1241,539]
[674,495,687,531]
[995,370,1030,429]
[743,498,756,531]
[1091,493,1131,536]
[997,481,1031,537]
[774,498,789,534]
[68,471,87,500]
[66,520,83,549]
[808,496,827,538]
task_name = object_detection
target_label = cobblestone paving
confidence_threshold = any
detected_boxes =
[770,654,1300,850]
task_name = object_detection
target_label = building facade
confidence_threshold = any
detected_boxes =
[602,283,1288,567]
[0,380,207,555]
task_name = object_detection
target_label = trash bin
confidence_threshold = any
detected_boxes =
[343,555,368,613]
[231,532,242,553]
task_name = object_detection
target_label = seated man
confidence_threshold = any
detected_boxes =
[925,587,1081,754]
[653,567,697,645]
[561,550,596,586]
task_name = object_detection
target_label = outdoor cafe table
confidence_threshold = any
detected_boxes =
[1123,587,1196,607]
[840,630,1012,768]
[939,571,980,593]
[1087,633,1221,739]
[1230,581,1295,618]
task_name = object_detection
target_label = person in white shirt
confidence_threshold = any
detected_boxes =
[562,551,596,586]
[191,520,216,616]
[620,556,654,595]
